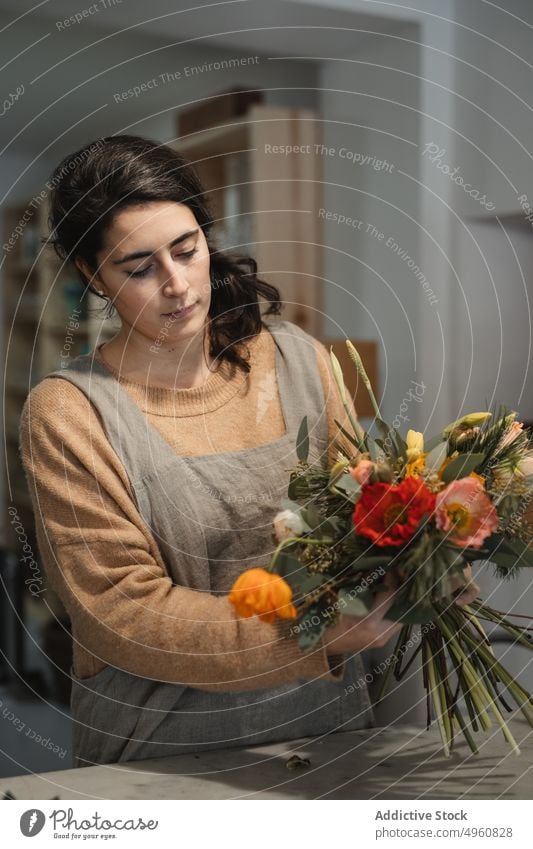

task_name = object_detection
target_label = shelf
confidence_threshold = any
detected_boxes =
[41,319,90,335]
[174,120,248,159]
[11,488,33,511]
[4,312,37,329]
[5,428,20,445]
[6,261,40,275]
[5,379,33,397]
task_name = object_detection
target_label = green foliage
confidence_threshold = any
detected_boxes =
[330,473,361,502]
[440,452,486,483]
[296,415,310,463]
[385,596,438,624]
[338,587,374,617]
[297,607,326,652]
[275,550,327,602]
[388,533,467,620]
[424,433,446,453]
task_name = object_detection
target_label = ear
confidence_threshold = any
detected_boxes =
[74,256,103,292]
[74,255,91,280]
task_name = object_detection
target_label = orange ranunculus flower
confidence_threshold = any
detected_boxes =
[229,567,297,624]
[353,477,436,547]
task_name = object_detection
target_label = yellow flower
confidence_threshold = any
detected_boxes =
[406,429,424,461]
[404,454,426,478]
[229,568,297,624]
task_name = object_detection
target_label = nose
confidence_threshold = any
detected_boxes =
[160,258,189,298]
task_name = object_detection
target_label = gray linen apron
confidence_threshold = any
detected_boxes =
[47,317,375,767]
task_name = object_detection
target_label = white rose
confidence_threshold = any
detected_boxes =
[272,509,305,542]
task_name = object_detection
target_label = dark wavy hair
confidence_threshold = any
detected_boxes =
[45,134,282,372]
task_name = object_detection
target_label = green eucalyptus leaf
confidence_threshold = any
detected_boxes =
[424,441,449,474]
[485,551,524,571]
[349,554,394,571]
[337,588,373,617]
[281,497,303,513]
[331,473,361,502]
[366,438,382,463]
[299,574,325,595]
[504,537,533,569]
[296,416,310,463]
[301,503,322,530]
[276,550,306,584]
[424,434,446,453]
[321,515,346,535]
[440,452,486,483]
[374,419,398,460]
[393,427,408,458]
[297,609,325,652]
[375,417,391,441]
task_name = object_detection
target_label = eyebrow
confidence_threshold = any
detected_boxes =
[112,229,199,265]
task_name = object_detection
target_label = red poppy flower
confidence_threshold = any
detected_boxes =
[353,477,436,547]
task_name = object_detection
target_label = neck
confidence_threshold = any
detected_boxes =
[99,324,218,390]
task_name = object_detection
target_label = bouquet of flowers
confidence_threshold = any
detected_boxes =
[229,340,533,756]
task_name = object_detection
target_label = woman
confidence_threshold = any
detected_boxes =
[20,135,478,768]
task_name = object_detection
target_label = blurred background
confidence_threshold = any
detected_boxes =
[1,0,533,779]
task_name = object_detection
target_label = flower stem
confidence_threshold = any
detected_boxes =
[270,536,334,570]
[329,348,367,450]
[438,610,521,754]
[423,637,451,756]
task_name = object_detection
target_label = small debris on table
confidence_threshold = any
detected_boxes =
[285,754,311,770]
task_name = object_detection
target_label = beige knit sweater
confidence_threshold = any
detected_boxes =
[19,323,361,691]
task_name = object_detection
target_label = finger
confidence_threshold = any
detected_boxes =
[369,587,397,619]
[368,618,403,648]
[454,581,480,607]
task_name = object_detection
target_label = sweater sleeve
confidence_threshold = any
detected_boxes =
[19,377,344,691]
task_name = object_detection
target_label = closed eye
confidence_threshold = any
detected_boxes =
[127,248,198,278]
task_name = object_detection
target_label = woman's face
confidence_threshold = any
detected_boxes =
[77,200,212,347]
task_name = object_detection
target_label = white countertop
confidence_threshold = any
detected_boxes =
[1,719,532,800]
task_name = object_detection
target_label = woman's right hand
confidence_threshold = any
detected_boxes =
[324,581,404,655]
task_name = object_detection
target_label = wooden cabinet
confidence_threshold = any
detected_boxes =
[174,103,324,336]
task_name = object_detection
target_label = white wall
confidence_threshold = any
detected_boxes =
[319,22,423,434]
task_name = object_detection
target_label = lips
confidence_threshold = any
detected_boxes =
[162,303,196,316]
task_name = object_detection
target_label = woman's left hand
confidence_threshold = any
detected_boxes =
[452,563,480,607]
